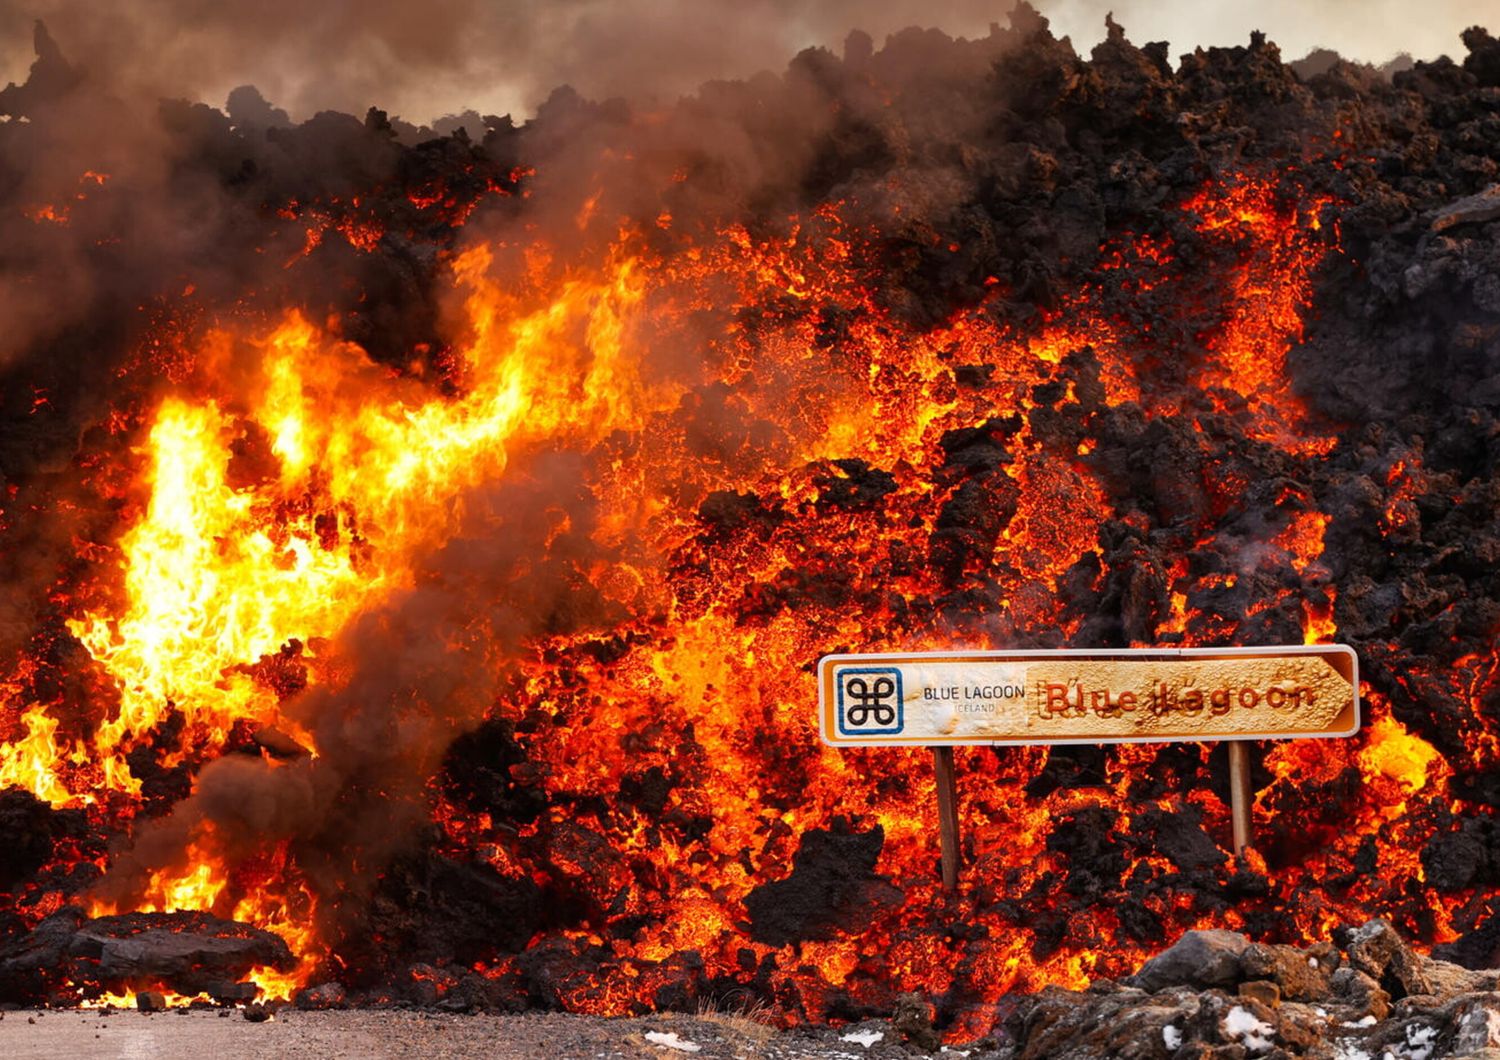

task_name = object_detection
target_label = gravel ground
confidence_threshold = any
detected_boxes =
[0,1008,988,1059]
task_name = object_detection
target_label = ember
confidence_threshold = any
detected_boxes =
[1,3,1499,1049]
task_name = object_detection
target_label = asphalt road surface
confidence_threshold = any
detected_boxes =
[0,1008,991,1059]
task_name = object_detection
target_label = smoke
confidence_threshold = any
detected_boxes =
[63,1,1027,933]
[0,0,1008,124]
[0,0,1485,393]
[2,0,1493,977]
[1044,0,1495,66]
[90,458,619,944]
[1,0,1493,127]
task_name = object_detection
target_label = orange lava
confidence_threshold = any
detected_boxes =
[0,168,1450,1028]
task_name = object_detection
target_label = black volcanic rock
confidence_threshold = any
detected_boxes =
[0,909,293,1004]
[929,475,1021,585]
[293,980,347,1009]
[81,914,292,987]
[1421,823,1490,891]
[0,788,84,890]
[0,22,79,117]
[1434,897,1500,970]
[0,905,85,1002]
[1129,928,1249,992]
[1462,26,1500,86]
[442,718,548,825]
[1130,806,1226,873]
[744,823,895,948]
[359,851,544,977]
[813,459,899,510]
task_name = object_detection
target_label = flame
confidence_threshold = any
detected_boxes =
[64,243,667,776]
[88,836,229,917]
[1301,595,1338,645]
[1358,713,1443,807]
[70,398,339,760]
[248,965,306,1003]
[235,875,321,999]
[0,706,76,807]
[25,203,69,224]
[80,989,211,1010]
[0,163,1456,1025]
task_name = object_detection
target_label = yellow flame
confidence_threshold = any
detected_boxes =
[1359,713,1442,803]
[0,706,76,807]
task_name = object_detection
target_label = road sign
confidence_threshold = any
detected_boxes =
[819,645,1359,890]
[818,646,1358,748]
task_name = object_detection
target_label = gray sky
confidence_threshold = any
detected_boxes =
[0,1,1491,125]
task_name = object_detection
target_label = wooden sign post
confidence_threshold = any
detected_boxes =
[1227,741,1254,856]
[931,746,960,891]
[818,646,1359,890]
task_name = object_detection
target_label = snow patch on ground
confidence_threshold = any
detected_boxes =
[644,1031,702,1053]
[1224,1005,1275,1053]
[1163,1025,1183,1050]
[1404,1024,1436,1060]
[840,1029,885,1048]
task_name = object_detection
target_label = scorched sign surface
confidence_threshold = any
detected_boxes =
[818,646,1358,747]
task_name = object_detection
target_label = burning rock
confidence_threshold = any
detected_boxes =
[293,981,346,1010]
[743,822,900,948]
[0,909,293,1005]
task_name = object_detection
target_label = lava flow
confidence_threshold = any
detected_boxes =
[2,5,1500,1042]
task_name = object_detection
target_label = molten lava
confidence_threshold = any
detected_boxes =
[3,7,1498,1041]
